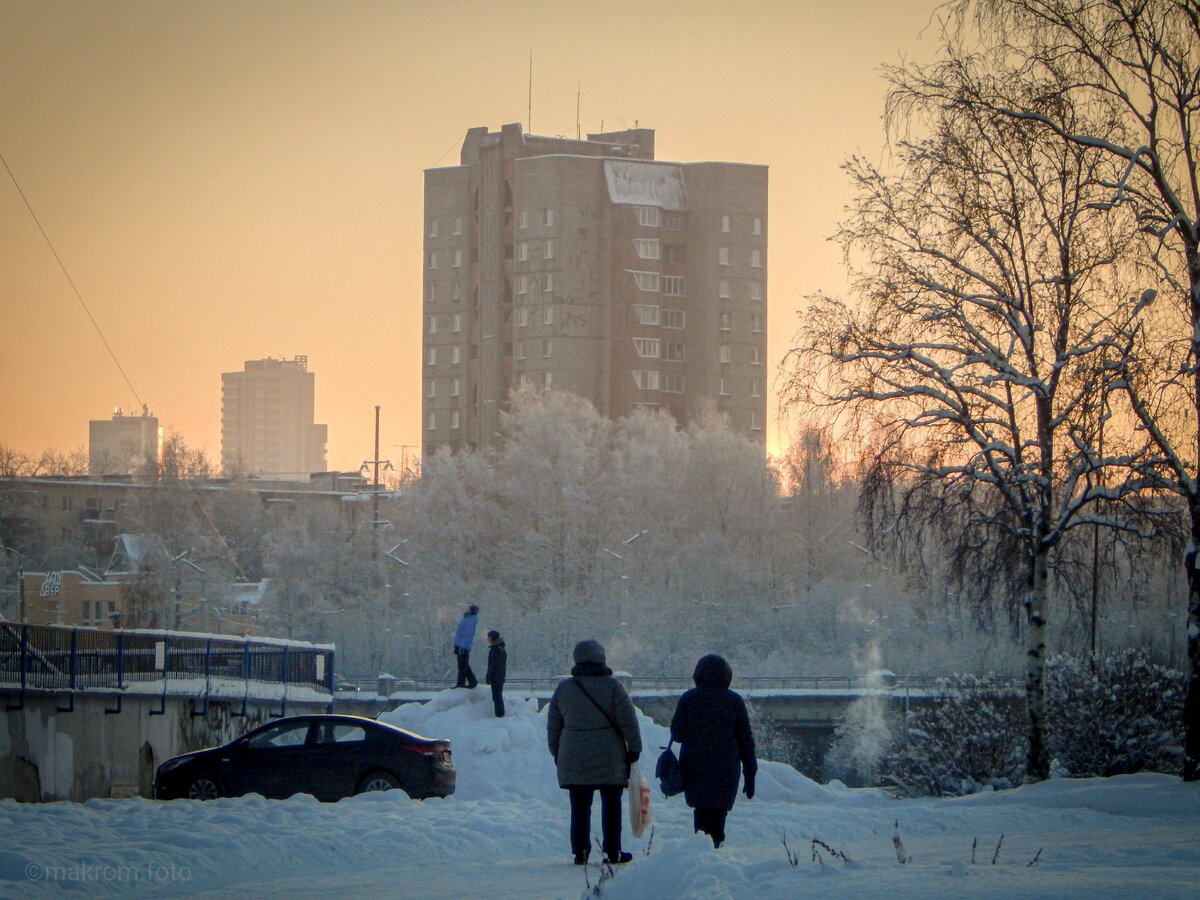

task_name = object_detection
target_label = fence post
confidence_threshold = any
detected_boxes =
[57,627,78,713]
[105,632,124,714]
[5,623,29,711]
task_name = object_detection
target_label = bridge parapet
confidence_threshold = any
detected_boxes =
[1,622,334,714]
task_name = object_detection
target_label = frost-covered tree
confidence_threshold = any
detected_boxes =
[934,0,1200,782]
[783,68,1154,778]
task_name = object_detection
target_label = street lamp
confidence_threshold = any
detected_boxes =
[1,545,24,623]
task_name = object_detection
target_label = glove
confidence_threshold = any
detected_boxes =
[625,751,640,765]
[743,774,755,799]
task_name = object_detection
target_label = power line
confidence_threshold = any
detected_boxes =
[1,149,143,409]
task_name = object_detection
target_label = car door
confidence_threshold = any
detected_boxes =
[307,720,373,799]
[232,719,316,799]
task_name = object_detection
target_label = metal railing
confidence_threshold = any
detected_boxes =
[336,673,1024,695]
[1,622,335,714]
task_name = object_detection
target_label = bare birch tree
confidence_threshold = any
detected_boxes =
[932,0,1200,781]
[782,76,1152,779]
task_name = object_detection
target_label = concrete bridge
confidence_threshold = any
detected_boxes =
[1,623,335,801]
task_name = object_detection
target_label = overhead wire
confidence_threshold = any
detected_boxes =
[0,148,143,411]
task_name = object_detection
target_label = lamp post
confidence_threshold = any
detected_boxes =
[1,545,24,623]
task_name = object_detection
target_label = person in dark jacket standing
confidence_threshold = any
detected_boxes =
[670,654,757,848]
[547,640,642,866]
[485,629,507,717]
[452,604,479,688]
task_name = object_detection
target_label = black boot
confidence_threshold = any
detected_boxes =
[573,850,590,865]
[605,851,633,864]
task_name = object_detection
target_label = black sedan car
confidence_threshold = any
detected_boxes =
[154,714,455,802]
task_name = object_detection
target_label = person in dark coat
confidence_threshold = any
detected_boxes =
[485,629,507,717]
[670,654,757,848]
[547,639,642,866]
[452,604,479,688]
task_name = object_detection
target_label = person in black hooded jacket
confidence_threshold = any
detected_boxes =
[669,654,757,848]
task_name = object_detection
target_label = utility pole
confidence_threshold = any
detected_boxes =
[361,406,393,565]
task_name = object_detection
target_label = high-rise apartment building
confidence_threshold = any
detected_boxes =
[88,406,162,479]
[221,356,327,479]
[422,123,767,455]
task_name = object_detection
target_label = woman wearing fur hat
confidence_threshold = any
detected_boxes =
[670,654,757,848]
[547,639,642,866]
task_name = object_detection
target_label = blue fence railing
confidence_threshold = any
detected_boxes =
[1,622,334,714]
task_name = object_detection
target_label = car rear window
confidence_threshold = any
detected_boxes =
[317,723,367,744]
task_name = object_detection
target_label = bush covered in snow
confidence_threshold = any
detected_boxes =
[1045,649,1185,777]
[876,674,1025,796]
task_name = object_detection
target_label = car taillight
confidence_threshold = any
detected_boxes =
[398,744,436,757]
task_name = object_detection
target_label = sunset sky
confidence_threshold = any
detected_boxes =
[0,0,942,470]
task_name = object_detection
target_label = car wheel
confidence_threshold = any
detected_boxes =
[186,774,224,800]
[357,771,400,794]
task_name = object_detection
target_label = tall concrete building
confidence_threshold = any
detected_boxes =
[221,356,328,479]
[88,407,162,479]
[422,123,767,455]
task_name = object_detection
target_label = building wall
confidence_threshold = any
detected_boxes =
[421,124,767,455]
[88,412,162,479]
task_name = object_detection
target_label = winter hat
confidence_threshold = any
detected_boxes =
[468,604,479,615]
[487,630,500,640]
[693,654,733,689]
[573,639,606,666]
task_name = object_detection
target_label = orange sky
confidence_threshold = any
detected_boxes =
[0,0,942,469]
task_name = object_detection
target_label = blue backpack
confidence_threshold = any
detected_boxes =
[655,742,684,797]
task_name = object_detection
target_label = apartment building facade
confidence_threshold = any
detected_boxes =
[221,356,328,479]
[422,123,767,454]
[88,407,162,479]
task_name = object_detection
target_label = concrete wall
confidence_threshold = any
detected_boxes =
[0,691,329,802]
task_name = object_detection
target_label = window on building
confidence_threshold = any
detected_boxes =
[721,214,731,232]
[518,242,528,261]
[665,212,684,230]
[517,307,529,327]
[544,306,554,325]
[719,377,729,396]
[451,346,461,364]
[664,374,684,393]
[542,338,552,357]
[633,337,661,358]
[518,210,528,229]
[82,600,91,625]
[635,304,660,325]
[426,282,436,303]
[518,274,528,295]
[428,218,438,237]
[751,378,762,397]
[543,371,552,390]
[632,271,660,292]
[750,313,763,333]
[751,249,762,268]
[719,247,730,266]
[751,411,763,431]
[719,344,731,364]
[426,411,436,431]
[453,217,463,235]
[452,313,462,333]
[450,248,460,268]
[450,281,462,301]
[663,341,684,361]
[751,346,762,366]
[751,281,762,301]
[544,272,554,292]
[719,279,731,299]
[663,309,685,328]
[451,410,460,430]
[544,240,554,260]
[544,208,555,227]
[663,275,684,296]
[632,370,661,391]
[516,341,526,360]
[753,216,762,235]
[451,377,460,397]
[426,347,437,366]
[634,238,660,260]
[719,312,732,331]
[428,315,438,334]
[428,250,438,269]
[635,206,661,227]
[426,379,436,399]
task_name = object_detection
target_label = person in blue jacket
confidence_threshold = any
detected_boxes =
[670,654,757,848]
[452,604,479,688]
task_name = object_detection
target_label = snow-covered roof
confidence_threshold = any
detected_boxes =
[604,159,687,210]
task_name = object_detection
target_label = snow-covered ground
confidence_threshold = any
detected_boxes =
[2,688,1199,898]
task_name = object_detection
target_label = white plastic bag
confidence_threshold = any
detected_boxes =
[628,761,652,837]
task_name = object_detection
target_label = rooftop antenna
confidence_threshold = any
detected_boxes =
[576,82,581,140]
[528,49,533,134]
